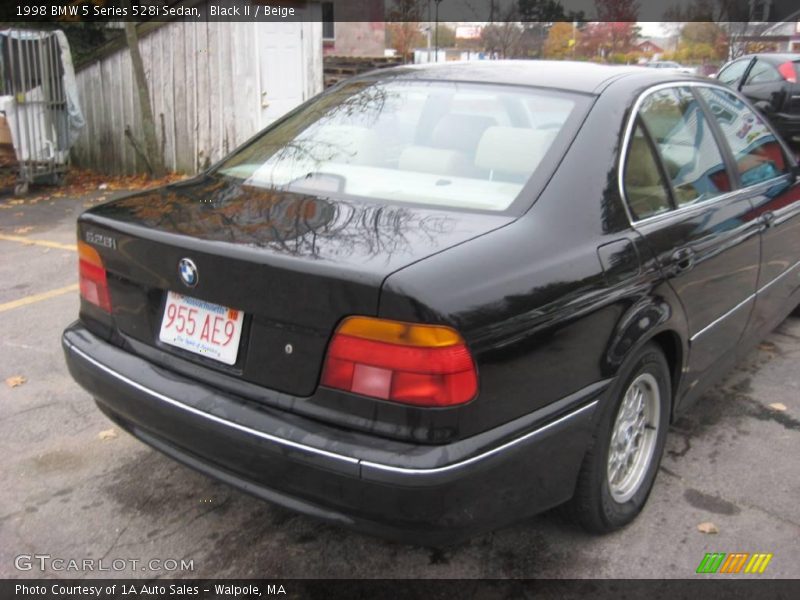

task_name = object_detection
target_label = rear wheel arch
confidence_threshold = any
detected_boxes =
[602,282,689,412]
[648,329,684,422]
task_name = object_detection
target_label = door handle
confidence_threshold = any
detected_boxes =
[759,211,775,229]
[670,248,695,274]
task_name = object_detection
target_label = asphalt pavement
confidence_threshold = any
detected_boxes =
[1,188,798,579]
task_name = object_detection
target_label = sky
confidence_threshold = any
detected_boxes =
[638,22,670,38]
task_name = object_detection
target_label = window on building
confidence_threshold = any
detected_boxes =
[322,2,335,40]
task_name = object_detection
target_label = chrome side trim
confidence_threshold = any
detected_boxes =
[689,257,800,342]
[66,342,358,466]
[65,341,599,477]
[757,258,800,296]
[360,400,598,476]
[690,293,754,343]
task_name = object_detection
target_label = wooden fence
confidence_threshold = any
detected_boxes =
[72,19,322,175]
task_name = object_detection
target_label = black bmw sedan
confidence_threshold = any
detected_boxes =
[716,53,800,146]
[63,61,800,544]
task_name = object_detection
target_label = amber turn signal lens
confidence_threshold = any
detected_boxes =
[337,316,464,347]
[78,241,112,312]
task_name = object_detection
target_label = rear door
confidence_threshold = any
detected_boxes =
[621,84,761,395]
[697,86,800,337]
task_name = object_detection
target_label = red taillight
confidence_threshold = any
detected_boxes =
[778,61,798,83]
[78,241,111,312]
[320,317,478,407]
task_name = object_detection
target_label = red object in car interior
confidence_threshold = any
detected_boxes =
[778,61,798,83]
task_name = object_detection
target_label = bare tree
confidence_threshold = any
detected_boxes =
[122,9,165,177]
[482,5,524,58]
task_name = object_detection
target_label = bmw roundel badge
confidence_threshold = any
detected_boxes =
[178,258,199,288]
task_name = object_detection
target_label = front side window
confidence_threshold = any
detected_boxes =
[638,87,732,207]
[698,87,789,187]
[217,81,585,212]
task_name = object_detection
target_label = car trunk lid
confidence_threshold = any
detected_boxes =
[78,175,513,397]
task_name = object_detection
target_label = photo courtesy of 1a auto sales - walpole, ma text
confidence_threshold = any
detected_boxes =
[0,0,799,598]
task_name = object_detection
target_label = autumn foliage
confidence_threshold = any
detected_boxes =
[1,167,186,200]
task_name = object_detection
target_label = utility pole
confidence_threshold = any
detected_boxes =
[427,0,432,63]
[434,0,443,62]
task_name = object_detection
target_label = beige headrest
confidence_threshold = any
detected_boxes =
[475,127,557,174]
[398,146,470,176]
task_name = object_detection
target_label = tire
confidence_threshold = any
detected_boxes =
[568,342,671,533]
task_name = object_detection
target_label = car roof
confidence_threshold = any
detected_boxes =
[357,60,681,94]
[732,53,800,63]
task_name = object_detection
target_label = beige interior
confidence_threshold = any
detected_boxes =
[475,127,557,178]
[624,134,671,219]
[398,145,471,177]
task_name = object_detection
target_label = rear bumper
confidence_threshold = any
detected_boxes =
[62,322,604,544]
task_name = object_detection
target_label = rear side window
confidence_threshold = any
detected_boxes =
[217,81,587,212]
[638,87,732,207]
[698,87,789,187]
[623,120,672,220]
[744,60,782,85]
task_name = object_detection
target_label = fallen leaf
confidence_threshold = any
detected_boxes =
[98,428,118,441]
[768,402,787,412]
[758,342,776,351]
[13,226,32,234]
[697,521,719,534]
[5,375,27,388]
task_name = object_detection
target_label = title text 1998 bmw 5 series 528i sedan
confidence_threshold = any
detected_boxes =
[63,61,800,544]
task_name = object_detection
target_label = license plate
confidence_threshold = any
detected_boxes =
[158,291,244,365]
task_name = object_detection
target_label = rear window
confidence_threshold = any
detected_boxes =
[217,80,586,212]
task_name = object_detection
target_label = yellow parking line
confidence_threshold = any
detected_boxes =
[0,234,76,252]
[0,284,79,313]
